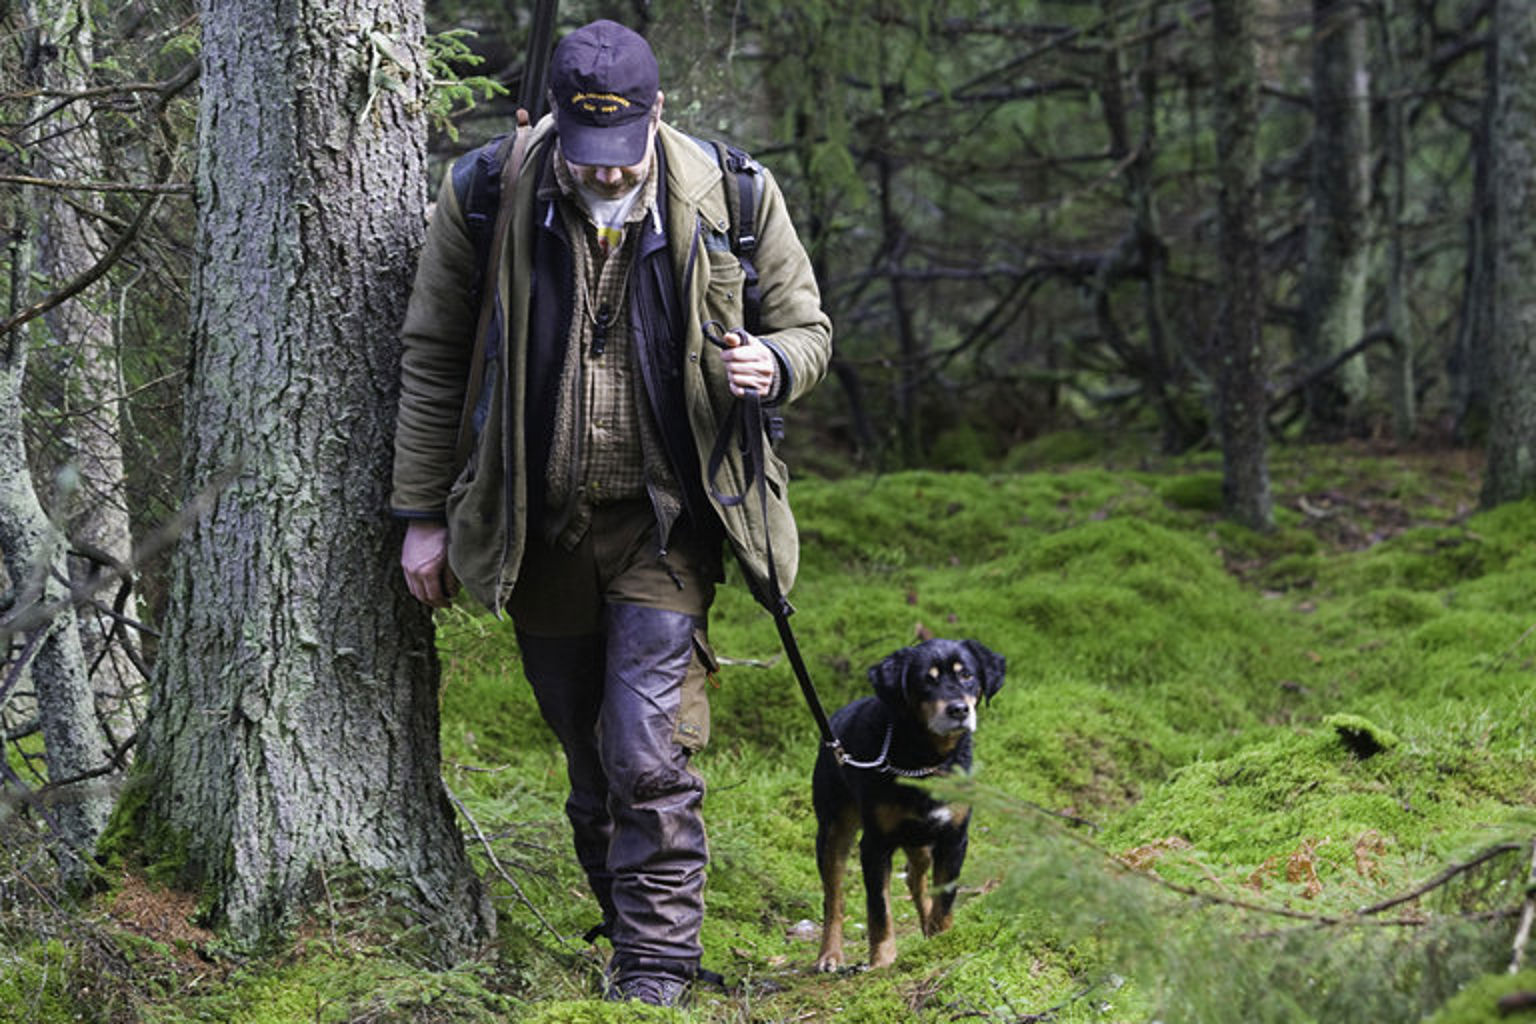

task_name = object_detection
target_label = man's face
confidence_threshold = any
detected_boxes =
[564,98,663,201]
[565,151,650,200]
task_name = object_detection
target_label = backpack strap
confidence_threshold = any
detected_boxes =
[691,136,785,443]
[453,109,532,470]
[708,139,765,336]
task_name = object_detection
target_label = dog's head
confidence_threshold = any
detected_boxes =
[868,638,1006,738]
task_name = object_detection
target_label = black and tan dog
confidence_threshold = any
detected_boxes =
[812,637,1006,971]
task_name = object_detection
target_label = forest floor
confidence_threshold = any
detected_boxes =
[5,437,1536,1024]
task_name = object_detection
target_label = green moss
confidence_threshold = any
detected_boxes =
[1323,713,1399,758]
[1348,587,1443,627]
[1100,726,1421,874]
[1426,970,1536,1024]
[131,952,519,1024]
[1003,428,1115,468]
[97,770,196,891]
[17,459,1536,1023]
[1157,471,1224,512]
[926,423,994,471]
[0,940,82,1022]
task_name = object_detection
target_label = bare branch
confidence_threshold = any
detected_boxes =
[0,174,192,196]
[0,184,162,338]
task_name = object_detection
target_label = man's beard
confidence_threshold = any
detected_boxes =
[572,165,645,200]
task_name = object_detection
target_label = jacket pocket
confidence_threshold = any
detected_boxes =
[703,248,746,329]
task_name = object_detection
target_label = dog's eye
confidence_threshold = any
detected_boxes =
[928,666,941,679]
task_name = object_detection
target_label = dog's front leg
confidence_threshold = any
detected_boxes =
[815,810,857,972]
[925,813,971,936]
[904,844,934,931]
[860,836,897,968]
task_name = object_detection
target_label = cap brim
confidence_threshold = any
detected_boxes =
[557,114,652,168]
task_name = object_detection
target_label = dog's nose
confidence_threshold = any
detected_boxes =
[945,701,970,721]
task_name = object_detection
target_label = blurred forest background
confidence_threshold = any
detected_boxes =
[6,0,1534,607]
[4,0,1536,1009]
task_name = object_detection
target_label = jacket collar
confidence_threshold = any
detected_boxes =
[657,122,729,230]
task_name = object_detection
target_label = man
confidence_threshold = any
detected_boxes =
[389,19,832,1007]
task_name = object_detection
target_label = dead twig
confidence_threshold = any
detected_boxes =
[444,784,568,947]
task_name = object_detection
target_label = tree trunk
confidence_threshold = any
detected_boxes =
[1482,0,1536,506]
[1101,0,1189,453]
[879,149,923,465]
[0,0,115,870]
[1453,23,1497,445]
[0,355,113,865]
[1378,0,1415,442]
[134,0,493,957]
[1298,0,1371,436]
[1210,0,1274,531]
[27,0,146,749]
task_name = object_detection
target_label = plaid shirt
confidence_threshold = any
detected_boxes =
[543,148,680,548]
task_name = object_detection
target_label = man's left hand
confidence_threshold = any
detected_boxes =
[719,330,778,399]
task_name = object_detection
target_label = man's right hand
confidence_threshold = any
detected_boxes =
[401,520,457,608]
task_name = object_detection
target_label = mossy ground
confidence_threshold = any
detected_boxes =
[5,442,1535,1022]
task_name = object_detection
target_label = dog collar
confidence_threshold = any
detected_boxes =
[841,725,946,778]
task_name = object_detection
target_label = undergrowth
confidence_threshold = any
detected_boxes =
[4,444,1535,1023]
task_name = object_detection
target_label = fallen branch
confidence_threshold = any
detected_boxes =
[1354,840,1526,918]
[1075,800,1527,929]
[1145,839,1524,927]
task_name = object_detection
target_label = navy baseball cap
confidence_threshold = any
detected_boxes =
[549,20,659,167]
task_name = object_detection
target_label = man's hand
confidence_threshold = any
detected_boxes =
[401,520,457,608]
[718,330,778,399]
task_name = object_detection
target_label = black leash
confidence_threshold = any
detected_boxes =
[702,321,849,768]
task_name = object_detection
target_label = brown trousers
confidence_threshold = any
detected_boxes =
[510,500,720,973]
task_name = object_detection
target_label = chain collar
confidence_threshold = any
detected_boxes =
[838,725,947,778]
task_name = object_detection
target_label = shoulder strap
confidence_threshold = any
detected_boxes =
[708,139,764,336]
[453,109,532,470]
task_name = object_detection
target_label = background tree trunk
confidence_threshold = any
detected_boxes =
[1453,26,1497,445]
[1482,0,1536,505]
[1210,0,1273,530]
[27,0,146,749]
[1101,0,1189,454]
[0,346,112,866]
[135,0,493,956]
[1298,0,1372,436]
[1378,0,1415,442]
[1,0,115,870]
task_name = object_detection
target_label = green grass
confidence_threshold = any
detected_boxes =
[6,444,1536,1022]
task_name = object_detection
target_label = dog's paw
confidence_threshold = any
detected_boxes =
[813,951,844,973]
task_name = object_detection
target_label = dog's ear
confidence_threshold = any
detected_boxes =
[964,639,1006,702]
[868,650,910,709]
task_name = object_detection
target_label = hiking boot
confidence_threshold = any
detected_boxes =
[604,972,690,1007]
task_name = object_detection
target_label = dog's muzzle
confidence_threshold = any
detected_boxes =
[928,698,977,735]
